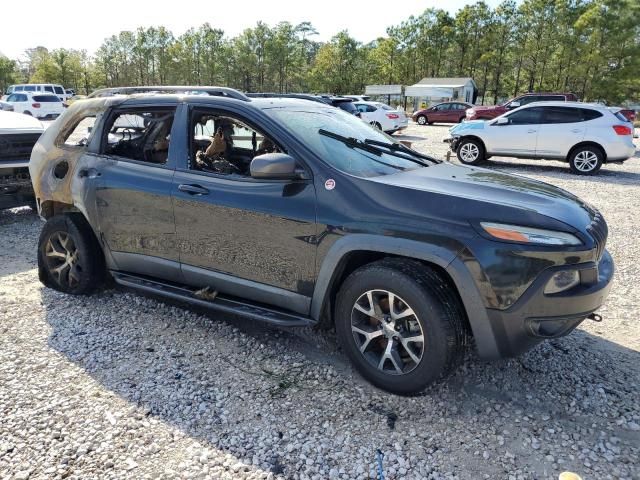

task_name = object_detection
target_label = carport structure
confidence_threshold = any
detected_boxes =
[404,77,477,109]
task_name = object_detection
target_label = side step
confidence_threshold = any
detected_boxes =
[112,272,316,328]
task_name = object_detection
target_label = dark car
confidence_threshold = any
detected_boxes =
[467,93,579,120]
[412,102,473,125]
[247,92,361,117]
[30,86,613,394]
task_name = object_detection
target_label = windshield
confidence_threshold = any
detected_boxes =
[265,106,424,177]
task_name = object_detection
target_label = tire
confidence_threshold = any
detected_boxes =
[37,213,105,294]
[416,115,427,126]
[23,111,32,116]
[458,116,465,123]
[335,258,466,395]
[373,122,383,130]
[456,137,485,165]
[568,145,603,175]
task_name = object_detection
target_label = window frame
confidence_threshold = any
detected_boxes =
[183,106,308,184]
[99,106,178,169]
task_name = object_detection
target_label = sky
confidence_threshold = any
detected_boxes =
[1,0,506,60]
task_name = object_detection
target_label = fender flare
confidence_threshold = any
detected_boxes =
[310,234,501,359]
[310,234,457,320]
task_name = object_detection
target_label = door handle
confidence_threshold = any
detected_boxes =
[571,129,582,133]
[527,129,537,133]
[78,168,101,179]
[178,184,209,195]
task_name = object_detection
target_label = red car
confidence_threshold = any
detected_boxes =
[412,102,472,125]
[466,92,579,120]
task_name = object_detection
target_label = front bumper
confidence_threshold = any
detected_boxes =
[483,250,614,358]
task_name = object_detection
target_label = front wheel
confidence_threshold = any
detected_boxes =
[416,115,427,125]
[568,146,603,175]
[335,259,466,394]
[37,214,105,294]
[456,138,485,165]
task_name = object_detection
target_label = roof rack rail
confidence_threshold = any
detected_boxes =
[87,86,250,101]
[246,92,326,104]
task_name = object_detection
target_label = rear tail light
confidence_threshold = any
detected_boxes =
[613,125,632,135]
[32,103,41,108]
[386,113,399,119]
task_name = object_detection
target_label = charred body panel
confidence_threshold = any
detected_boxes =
[30,91,614,364]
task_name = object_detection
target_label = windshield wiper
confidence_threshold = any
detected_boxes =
[318,129,409,171]
[319,129,382,156]
[364,139,440,166]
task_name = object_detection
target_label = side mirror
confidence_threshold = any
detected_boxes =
[250,153,303,180]
[508,101,520,109]
[494,117,509,126]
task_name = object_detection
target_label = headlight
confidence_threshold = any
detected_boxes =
[544,270,580,294]
[466,108,475,115]
[480,222,582,246]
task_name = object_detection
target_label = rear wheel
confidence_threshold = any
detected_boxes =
[416,115,427,125]
[456,138,485,165]
[372,122,383,130]
[335,259,466,394]
[568,146,603,175]
[23,111,32,116]
[38,214,105,294]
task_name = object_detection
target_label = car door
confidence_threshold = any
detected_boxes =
[431,104,449,122]
[171,106,317,314]
[91,104,181,281]
[483,107,544,157]
[536,106,586,158]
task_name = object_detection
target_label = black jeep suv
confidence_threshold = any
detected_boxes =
[30,86,613,394]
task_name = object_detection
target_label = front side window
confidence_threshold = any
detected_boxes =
[54,86,64,94]
[190,111,282,177]
[356,104,368,113]
[15,86,24,91]
[266,106,427,178]
[437,104,450,111]
[516,96,539,106]
[540,95,565,102]
[44,86,54,93]
[505,107,544,125]
[24,85,37,92]
[336,101,358,115]
[102,109,175,165]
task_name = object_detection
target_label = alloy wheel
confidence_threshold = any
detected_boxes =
[417,116,427,125]
[44,231,82,288]
[350,289,425,375]
[459,143,479,162]
[574,150,599,172]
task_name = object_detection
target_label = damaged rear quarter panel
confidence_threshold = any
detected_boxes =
[29,97,124,219]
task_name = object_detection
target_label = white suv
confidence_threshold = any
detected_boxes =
[447,102,636,174]
[4,92,65,119]
[3,83,71,102]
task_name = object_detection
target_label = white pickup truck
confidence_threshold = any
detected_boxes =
[0,111,44,209]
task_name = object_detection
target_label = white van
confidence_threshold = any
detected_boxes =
[3,84,71,102]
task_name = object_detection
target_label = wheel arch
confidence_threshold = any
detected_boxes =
[39,200,81,220]
[457,135,487,155]
[567,141,607,162]
[311,234,460,323]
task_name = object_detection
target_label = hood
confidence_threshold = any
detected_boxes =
[450,120,486,135]
[369,162,593,230]
[0,110,44,133]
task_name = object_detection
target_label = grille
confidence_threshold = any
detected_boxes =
[587,211,608,261]
[0,133,41,162]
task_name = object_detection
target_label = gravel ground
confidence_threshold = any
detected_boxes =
[1,123,639,480]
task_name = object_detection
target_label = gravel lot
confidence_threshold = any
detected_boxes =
[1,123,639,480]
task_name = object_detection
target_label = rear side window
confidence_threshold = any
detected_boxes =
[581,109,603,121]
[336,101,358,115]
[33,95,61,102]
[542,106,582,123]
[60,116,97,147]
[102,109,176,165]
[24,85,37,91]
[54,86,64,94]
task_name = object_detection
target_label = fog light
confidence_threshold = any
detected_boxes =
[544,270,580,294]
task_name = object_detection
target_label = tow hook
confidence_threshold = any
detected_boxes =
[587,313,603,322]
